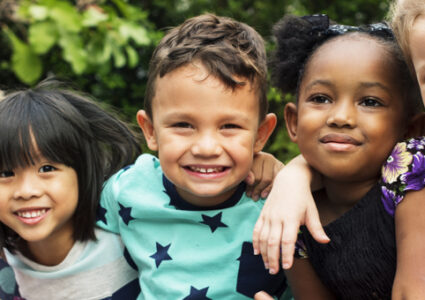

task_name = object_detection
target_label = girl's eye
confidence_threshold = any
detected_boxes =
[39,165,57,173]
[172,122,193,128]
[0,170,14,178]
[222,124,241,129]
[310,95,331,104]
[360,98,382,107]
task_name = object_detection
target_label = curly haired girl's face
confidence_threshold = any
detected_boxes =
[285,36,407,185]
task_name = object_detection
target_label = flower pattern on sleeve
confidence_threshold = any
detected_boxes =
[381,137,425,216]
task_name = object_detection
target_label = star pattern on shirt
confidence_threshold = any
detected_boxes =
[96,205,107,225]
[119,203,134,225]
[183,286,211,300]
[150,242,173,268]
[200,212,228,233]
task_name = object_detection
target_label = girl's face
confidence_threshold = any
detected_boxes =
[410,15,425,102]
[285,37,407,183]
[0,153,78,249]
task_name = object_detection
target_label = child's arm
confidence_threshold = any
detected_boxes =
[252,155,329,274]
[245,152,285,201]
[392,188,425,298]
[254,258,335,300]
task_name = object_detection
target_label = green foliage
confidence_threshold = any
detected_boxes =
[1,0,154,85]
[0,0,390,162]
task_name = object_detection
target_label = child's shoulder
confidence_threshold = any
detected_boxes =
[381,136,425,215]
[112,153,162,181]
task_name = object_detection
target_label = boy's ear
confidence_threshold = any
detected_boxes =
[284,102,299,142]
[405,112,425,138]
[254,113,277,152]
[136,110,158,151]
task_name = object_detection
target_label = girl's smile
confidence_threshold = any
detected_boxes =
[0,154,78,255]
[14,207,50,225]
[319,133,362,152]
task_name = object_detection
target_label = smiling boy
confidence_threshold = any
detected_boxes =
[97,14,286,299]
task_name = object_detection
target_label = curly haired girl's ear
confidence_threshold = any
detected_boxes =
[405,112,425,138]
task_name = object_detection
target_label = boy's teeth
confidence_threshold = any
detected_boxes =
[17,209,47,218]
[190,166,223,173]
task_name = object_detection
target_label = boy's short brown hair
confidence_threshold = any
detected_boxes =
[144,14,268,121]
[389,0,425,73]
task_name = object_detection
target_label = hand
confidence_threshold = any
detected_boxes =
[252,155,330,274]
[245,152,284,201]
[254,291,274,300]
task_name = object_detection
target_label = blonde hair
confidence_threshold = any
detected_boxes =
[389,0,425,73]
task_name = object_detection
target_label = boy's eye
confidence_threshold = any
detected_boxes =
[360,98,382,107]
[310,95,331,104]
[39,165,57,173]
[172,122,193,128]
[221,123,241,129]
[0,170,14,178]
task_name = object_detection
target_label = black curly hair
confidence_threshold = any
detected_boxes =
[271,14,421,116]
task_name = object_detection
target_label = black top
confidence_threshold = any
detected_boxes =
[300,184,396,300]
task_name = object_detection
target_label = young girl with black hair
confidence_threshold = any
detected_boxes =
[0,79,142,299]
[254,14,424,299]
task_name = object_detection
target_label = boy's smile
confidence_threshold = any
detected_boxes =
[138,63,275,207]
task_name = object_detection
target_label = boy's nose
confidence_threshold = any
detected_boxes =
[191,132,222,157]
[13,172,43,200]
[326,101,356,128]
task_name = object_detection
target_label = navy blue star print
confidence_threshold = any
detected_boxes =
[150,243,172,268]
[183,286,211,300]
[200,212,228,233]
[96,205,107,225]
[119,203,134,225]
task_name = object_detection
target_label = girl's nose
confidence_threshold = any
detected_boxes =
[13,171,43,200]
[326,101,356,128]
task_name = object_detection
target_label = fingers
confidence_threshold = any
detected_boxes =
[306,206,330,244]
[253,216,264,255]
[280,222,300,269]
[259,219,271,270]
[266,220,283,274]
[254,291,274,300]
[260,184,272,199]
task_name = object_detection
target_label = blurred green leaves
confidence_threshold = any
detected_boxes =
[2,0,153,84]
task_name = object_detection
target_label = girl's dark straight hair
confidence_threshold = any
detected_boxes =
[0,78,141,252]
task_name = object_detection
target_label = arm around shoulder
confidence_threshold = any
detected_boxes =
[253,154,329,274]
[393,188,425,299]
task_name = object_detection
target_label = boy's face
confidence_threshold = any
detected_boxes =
[138,63,276,207]
[410,15,425,103]
[285,38,406,183]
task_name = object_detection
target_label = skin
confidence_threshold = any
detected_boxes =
[0,153,78,266]
[391,15,425,299]
[255,35,408,299]
[137,62,276,207]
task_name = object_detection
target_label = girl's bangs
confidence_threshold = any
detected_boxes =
[0,93,77,171]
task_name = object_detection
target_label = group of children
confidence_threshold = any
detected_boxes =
[0,0,424,299]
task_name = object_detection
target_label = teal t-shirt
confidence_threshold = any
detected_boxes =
[98,154,286,299]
